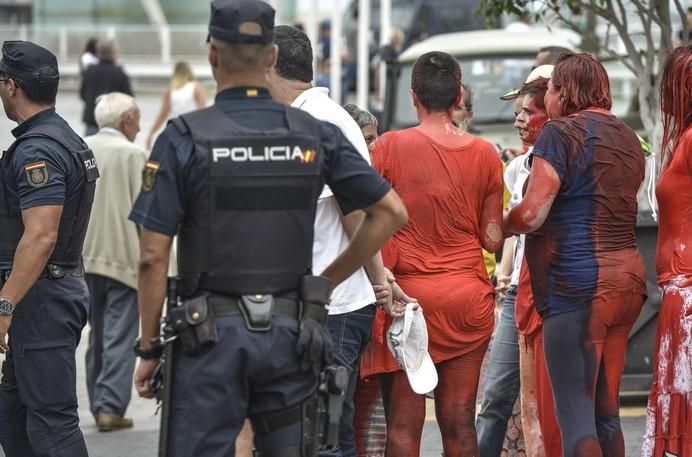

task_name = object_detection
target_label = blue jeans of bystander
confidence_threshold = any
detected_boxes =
[476,287,520,457]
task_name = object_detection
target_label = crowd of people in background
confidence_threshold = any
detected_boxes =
[71,25,691,457]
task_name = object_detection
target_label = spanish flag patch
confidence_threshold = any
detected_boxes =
[24,161,49,187]
[142,160,161,192]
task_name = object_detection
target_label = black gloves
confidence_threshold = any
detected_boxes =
[296,316,333,371]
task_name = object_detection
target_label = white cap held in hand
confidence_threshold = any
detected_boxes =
[387,302,438,395]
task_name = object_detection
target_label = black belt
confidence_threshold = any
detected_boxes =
[207,295,302,320]
[0,263,82,283]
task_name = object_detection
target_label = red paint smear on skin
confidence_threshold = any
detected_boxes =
[505,157,560,235]
[520,104,548,145]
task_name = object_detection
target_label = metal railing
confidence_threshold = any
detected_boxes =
[0,24,209,66]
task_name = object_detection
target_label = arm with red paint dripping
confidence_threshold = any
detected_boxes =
[504,156,561,235]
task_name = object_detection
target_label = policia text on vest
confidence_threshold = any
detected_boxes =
[212,144,317,163]
[128,1,406,456]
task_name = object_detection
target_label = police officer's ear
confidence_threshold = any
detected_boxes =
[267,44,278,70]
[208,42,219,70]
[2,77,19,98]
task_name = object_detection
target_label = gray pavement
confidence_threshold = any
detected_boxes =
[0,323,651,457]
[0,90,648,456]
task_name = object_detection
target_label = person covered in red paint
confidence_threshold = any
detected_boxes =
[504,52,647,457]
[642,44,692,457]
[507,72,563,457]
[370,51,504,457]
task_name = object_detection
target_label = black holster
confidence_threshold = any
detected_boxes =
[318,365,348,450]
[250,365,347,457]
[167,295,218,355]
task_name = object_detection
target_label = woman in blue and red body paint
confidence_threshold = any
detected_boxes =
[642,45,692,457]
[504,52,647,457]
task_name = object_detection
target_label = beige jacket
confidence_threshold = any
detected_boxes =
[83,128,147,290]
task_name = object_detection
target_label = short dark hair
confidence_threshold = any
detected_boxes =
[518,77,548,110]
[411,51,461,112]
[343,103,378,129]
[84,38,98,54]
[0,70,58,105]
[212,38,273,73]
[274,25,313,83]
[537,46,572,65]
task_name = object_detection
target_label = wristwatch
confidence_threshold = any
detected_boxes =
[0,298,15,316]
[133,338,163,360]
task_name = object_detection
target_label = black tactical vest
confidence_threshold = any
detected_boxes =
[173,105,325,297]
[0,122,99,267]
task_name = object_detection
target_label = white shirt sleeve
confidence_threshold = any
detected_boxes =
[504,155,522,191]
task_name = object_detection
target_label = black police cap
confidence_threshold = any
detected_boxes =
[0,41,59,85]
[208,0,275,45]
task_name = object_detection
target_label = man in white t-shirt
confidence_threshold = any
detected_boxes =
[267,25,394,457]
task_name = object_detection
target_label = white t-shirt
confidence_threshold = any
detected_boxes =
[291,87,376,315]
[80,52,98,71]
[504,150,533,286]
[169,81,200,119]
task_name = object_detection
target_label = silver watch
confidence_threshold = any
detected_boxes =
[0,298,15,316]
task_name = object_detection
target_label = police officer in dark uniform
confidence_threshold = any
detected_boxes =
[0,41,98,457]
[130,0,407,456]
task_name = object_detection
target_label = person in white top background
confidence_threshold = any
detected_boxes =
[267,25,405,457]
[145,60,206,149]
[79,38,99,74]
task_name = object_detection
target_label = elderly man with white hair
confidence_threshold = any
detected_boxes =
[82,92,146,432]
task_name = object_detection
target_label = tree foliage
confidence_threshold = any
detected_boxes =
[478,0,689,149]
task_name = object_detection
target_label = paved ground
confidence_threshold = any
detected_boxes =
[0,90,648,456]
[0,324,651,457]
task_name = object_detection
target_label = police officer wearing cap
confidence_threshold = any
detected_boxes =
[130,0,407,456]
[0,41,98,457]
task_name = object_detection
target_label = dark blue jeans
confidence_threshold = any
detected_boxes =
[168,314,319,457]
[0,274,89,457]
[320,304,376,457]
[476,286,520,457]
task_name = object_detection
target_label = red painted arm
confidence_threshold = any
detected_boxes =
[480,184,504,253]
[504,156,561,235]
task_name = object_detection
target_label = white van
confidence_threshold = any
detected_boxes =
[381,27,638,149]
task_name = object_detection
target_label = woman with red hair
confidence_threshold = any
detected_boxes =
[504,52,647,457]
[371,51,504,456]
[642,44,692,457]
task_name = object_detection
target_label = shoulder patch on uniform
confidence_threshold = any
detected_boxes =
[24,161,49,187]
[142,160,160,192]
